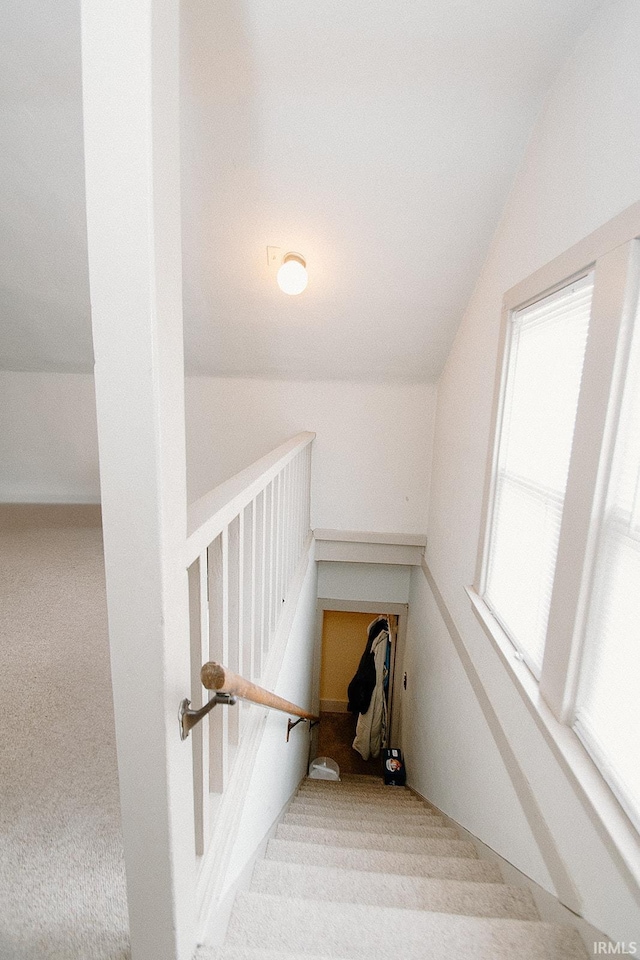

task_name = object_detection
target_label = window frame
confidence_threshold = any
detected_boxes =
[474,203,640,727]
[480,267,595,681]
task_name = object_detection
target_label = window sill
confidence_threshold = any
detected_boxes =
[466,586,640,891]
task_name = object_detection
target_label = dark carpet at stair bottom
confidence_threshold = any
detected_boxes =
[317,711,384,777]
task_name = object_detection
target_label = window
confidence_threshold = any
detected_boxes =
[574,291,640,832]
[474,204,640,832]
[484,275,593,676]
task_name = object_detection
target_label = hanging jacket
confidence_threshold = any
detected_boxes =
[347,616,389,715]
[352,624,389,761]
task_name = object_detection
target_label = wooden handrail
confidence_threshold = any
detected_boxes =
[201,661,319,722]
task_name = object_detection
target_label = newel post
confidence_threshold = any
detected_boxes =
[81,1,196,958]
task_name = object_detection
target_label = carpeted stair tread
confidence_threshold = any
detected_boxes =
[300,778,411,794]
[296,789,425,808]
[226,892,587,959]
[210,776,586,958]
[283,812,458,839]
[276,822,477,857]
[201,950,349,960]
[340,774,385,783]
[266,838,503,880]
[289,800,445,823]
[301,777,406,790]
[251,859,539,920]
[293,791,433,809]
[299,780,418,794]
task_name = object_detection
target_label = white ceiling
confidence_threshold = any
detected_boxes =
[2,0,605,381]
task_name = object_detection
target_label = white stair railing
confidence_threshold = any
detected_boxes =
[183,432,314,859]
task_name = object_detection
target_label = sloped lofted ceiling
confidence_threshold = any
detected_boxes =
[2,0,605,380]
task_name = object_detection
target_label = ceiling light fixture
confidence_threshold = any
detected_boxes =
[277,252,308,296]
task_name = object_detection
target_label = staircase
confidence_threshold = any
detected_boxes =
[208,774,587,959]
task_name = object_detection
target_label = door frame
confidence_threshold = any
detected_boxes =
[311,599,409,759]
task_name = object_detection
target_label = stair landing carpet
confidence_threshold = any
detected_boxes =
[202,775,587,960]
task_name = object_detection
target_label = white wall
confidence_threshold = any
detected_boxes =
[412,0,640,942]
[0,371,100,502]
[402,568,554,888]
[185,377,435,534]
[317,561,411,605]
[1,373,434,538]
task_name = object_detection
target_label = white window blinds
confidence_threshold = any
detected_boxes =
[574,290,640,832]
[484,274,593,675]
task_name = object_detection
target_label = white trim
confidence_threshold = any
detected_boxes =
[313,530,426,566]
[186,432,315,565]
[503,200,640,311]
[466,584,640,893]
[541,241,640,720]
[314,540,425,565]
[0,493,101,504]
[314,529,427,547]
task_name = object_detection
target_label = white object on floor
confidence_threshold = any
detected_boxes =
[308,756,340,781]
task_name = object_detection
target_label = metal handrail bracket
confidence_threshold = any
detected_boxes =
[286,716,320,742]
[179,693,237,741]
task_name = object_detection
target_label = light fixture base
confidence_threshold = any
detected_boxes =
[282,252,306,269]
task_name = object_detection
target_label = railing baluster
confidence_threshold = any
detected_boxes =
[183,433,314,892]
[296,449,304,561]
[278,468,285,607]
[305,444,312,544]
[253,490,264,680]
[242,502,254,704]
[208,534,226,793]
[227,517,241,753]
[263,482,273,658]
[188,555,209,855]
[271,475,280,638]
[282,461,291,599]
[294,453,301,560]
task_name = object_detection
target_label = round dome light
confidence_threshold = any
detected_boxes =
[277,253,308,295]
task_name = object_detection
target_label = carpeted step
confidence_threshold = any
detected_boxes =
[289,800,444,823]
[199,952,348,960]
[296,789,425,809]
[251,859,539,921]
[276,822,477,858]
[265,837,503,883]
[296,787,427,806]
[301,776,401,788]
[283,812,459,839]
[226,892,587,959]
[302,775,406,784]
[265,838,503,881]
[340,774,385,784]
[300,778,407,793]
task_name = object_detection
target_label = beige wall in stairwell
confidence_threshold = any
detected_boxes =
[320,610,377,709]
[408,0,640,946]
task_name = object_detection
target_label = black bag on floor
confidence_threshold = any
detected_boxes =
[382,748,406,786]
